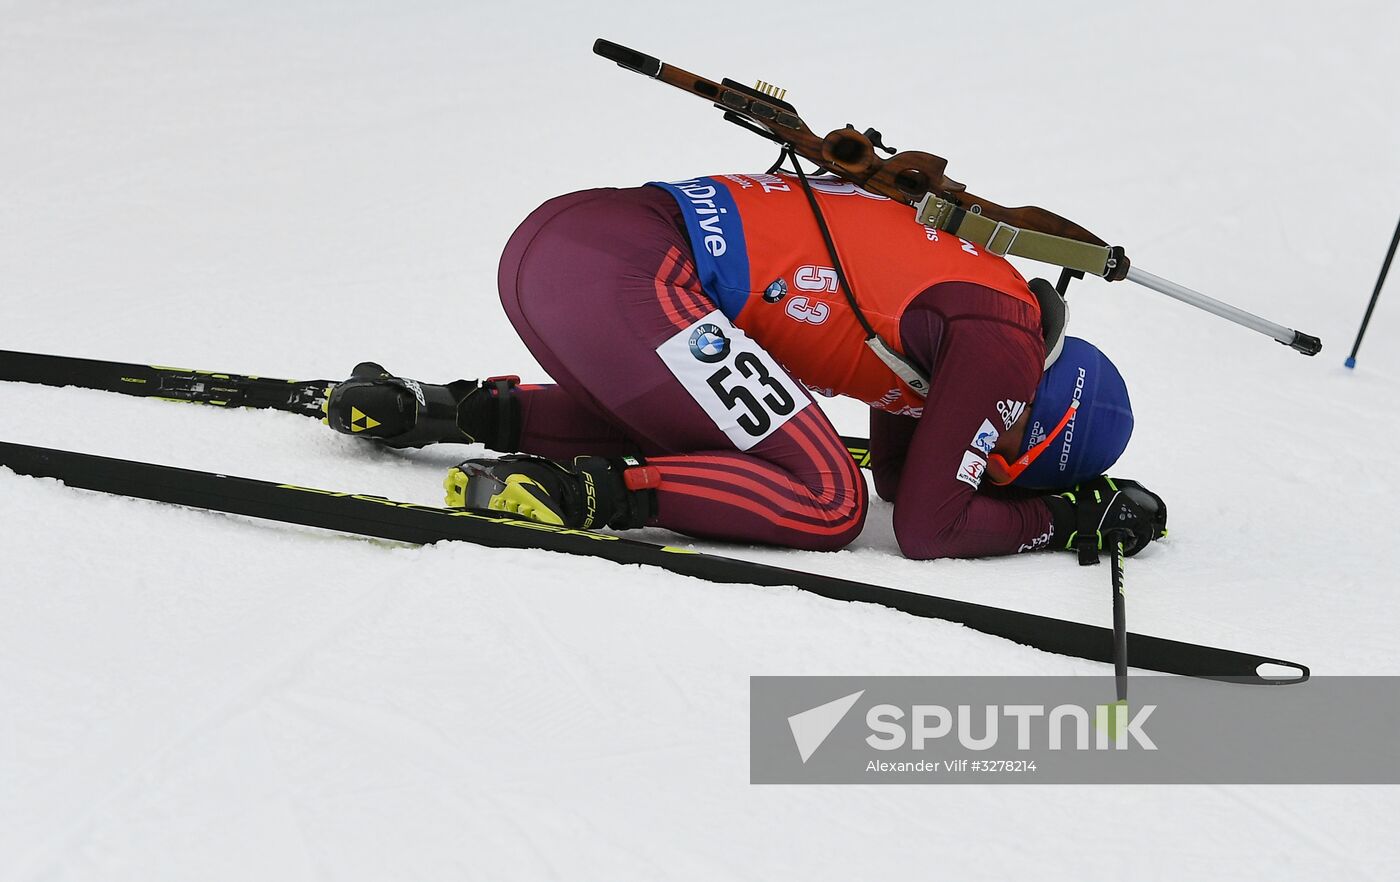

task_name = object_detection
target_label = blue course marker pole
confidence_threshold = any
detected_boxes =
[1347,215,1400,369]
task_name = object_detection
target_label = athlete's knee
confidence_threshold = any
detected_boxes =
[789,473,868,552]
[892,504,958,560]
[787,510,866,552]
[823,506,868,551]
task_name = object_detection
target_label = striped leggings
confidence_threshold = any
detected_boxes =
[496,186,866,551]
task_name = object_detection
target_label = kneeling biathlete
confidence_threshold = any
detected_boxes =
[325,174,1166,560]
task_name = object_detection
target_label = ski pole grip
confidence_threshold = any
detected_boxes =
[593,39,661,78]
[1284,331,1323,356]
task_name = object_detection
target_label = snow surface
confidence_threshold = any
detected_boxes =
[3,1,1399,878]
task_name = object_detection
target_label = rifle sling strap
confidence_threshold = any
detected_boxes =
[785,147,934,399]
[865,335,931,398]
[915,193,1116,279]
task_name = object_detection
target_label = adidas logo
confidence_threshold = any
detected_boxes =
[996,399,1026,430]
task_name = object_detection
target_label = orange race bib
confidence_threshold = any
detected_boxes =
[650,173,1037,415]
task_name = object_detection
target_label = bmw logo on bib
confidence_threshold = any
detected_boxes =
[689,323,730,363]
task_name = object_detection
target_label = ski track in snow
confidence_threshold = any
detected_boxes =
[3,1,1399,879]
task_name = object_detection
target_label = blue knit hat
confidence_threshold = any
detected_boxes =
[1013,337,1134,489]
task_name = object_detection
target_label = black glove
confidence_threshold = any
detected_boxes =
[1044,477,1167,564]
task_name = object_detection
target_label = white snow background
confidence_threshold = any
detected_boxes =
[2,1,1399,879]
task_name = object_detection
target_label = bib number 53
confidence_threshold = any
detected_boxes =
[705,352,796,437]
[657,311,810,450]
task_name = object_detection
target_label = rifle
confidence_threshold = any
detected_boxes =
[592,39,1321,357]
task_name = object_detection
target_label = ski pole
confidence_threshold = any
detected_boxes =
[1110,538,1128,704]
[1345,214,1400,369]
[1125,266,1322,356]
[1077,528,1130,702]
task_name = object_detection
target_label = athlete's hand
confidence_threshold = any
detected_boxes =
[1045,476,1167,563]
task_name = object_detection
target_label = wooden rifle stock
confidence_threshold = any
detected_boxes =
[592,38,1112,253]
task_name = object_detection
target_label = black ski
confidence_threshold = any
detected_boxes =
[0,349,331,417]
[0,439,1308,685]
[0,349,878,463]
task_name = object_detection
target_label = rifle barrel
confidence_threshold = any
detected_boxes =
[1126,266,1321,355]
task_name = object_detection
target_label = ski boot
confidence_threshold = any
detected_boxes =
[323,362,518,450]
[444,454,659,530]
